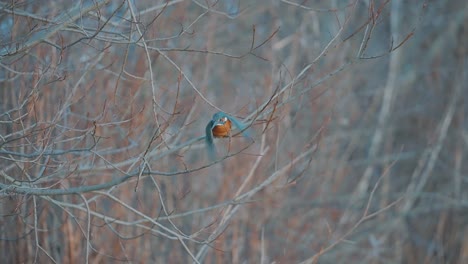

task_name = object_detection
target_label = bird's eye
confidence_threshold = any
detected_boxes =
[219,117,227,123]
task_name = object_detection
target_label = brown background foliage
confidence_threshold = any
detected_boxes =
[1,0,467,263]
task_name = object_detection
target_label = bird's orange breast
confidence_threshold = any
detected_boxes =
[212,119,232,138]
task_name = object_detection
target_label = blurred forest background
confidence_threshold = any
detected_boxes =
[1,0,467,263]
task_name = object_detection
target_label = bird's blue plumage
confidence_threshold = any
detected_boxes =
[205,112,251,160]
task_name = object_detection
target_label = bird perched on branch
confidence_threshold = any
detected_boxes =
[205,112,251,159]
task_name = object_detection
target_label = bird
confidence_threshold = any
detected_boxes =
[205,112,251,159]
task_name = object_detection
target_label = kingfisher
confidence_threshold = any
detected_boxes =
[205,112,250,159]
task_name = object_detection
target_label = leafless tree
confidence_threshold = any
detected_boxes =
[1,0,466,263]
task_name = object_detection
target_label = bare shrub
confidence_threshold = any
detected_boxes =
[1,0,466,263]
